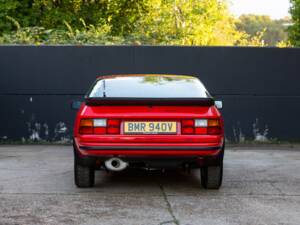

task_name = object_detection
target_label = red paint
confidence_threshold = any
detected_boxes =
[74,104,224,157]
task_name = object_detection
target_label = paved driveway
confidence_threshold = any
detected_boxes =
[0,145,299,225]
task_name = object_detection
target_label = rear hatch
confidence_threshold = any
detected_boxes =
[77,75,222,146]
[78,102,222,145]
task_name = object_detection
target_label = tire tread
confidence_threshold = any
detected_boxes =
[201,165,223,189]
[74,162,95,188]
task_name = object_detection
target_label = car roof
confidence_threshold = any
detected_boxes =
[96,74,198,80]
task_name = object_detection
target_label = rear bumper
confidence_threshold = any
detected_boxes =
[74,137,223,156]
[79,145,221,151]
[73,138,224,168]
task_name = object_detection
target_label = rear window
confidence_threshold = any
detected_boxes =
[88,75,210,98]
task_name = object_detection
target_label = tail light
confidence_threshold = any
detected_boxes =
[79,119,94,134]
[181,119,222,135]
[79,118,120,135]
[181,119,194,134]
[107,119,120,134]
[207,119,221,135]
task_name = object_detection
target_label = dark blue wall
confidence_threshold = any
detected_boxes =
[0,46,299,142]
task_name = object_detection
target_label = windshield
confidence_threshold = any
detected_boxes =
[88,75,210,98]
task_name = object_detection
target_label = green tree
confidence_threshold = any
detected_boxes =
[0,0,267,46]
[236,14,290,46]
[0,0,20,31]
[0,0,149,36]
[289,0,300,46]
[131,0,244,45]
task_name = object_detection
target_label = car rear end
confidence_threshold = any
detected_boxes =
[73,75,225,189]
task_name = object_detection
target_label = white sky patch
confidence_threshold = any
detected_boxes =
[229,0,291,19]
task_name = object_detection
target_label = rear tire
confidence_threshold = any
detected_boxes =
[201,164,223,189]
[74,160,95,188]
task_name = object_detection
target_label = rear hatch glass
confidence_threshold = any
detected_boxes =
[88,75,210,98]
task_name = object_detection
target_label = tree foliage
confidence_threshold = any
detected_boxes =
[236,14,290,46]
[0,0,149,36]
[0,0,274,46]
[289,0,300,46]
[131,0,243,45]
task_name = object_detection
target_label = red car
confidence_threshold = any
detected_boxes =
[73,74,224,189]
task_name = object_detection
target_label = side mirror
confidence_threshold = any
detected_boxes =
[214,100,223,109]
[71,100,82,110]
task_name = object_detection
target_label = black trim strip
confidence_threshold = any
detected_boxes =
[85,97,214,106]
[79,145,221,151]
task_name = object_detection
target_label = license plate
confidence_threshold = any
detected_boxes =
[124,121,177,134]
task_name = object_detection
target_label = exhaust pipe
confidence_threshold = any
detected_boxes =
[104,158,128,171]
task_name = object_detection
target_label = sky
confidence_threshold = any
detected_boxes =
[229,0,291,19]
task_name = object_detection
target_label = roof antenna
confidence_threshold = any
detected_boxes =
[102,79,106,97]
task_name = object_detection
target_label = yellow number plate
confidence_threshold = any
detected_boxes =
[124,121,177,134]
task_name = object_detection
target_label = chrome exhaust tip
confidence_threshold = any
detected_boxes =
[104,158,128,171]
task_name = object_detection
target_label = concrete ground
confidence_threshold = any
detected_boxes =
[0,145,299,225]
